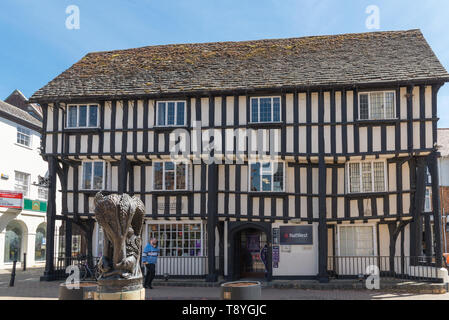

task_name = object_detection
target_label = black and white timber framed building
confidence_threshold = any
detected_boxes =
[30,29,449,282]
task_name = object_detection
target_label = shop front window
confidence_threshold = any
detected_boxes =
[4,221,23,263]
[97,226,104,257]
[35,224,46,261]
[147,223,206,257]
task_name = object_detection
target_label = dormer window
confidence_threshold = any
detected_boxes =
[67,104,99,128]
[250,97,281,123]
[359,91,395,120]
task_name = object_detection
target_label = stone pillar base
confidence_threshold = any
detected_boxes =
[95,277,145,300]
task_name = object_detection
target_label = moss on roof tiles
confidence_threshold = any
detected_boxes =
[30,29,449,102]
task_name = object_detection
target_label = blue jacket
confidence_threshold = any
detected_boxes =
[143,243,160,264]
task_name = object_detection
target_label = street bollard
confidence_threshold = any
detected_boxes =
[23,253,26,271]
[9,260,17,287]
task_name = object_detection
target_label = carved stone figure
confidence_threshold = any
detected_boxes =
[94,192,145,280]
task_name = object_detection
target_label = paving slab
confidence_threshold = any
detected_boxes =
[0,268,448,300]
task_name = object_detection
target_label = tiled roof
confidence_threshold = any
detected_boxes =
[30,29,449,102]
[0,99,42,129]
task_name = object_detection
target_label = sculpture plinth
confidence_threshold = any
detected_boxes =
[94,192,146,300]
[95,278,145,300]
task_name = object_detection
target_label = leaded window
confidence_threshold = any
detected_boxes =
[359,91,395,120]
[347,161,386,194]
[339,226,375,256]
[148,223,206,257]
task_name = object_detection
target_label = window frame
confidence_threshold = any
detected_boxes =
[66,104,100,129]
[249,96,282,124]
[81,160,106,191]
[16,125,32,148]
[358,91,396,121]
[346,160,388,194]
[37,187,49,201]
[424,186,432,212]
[152,161,189,191]
[337,224,377,257]
[14,171,31,197]
[147,222,206,257]
[248,161,286,193]
[155,101,187,127]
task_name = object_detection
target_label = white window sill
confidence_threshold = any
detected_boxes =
[14,143,33,150]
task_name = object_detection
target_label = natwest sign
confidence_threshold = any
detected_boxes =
[0,191,23,209]
[279,226,313,245]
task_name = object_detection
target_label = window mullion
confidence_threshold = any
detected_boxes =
[174,162,177,191]
[368,94,371,120]
[174,102,177,126]
[162,162,166,191]
[91,162,94,190]
[359,163,363,193]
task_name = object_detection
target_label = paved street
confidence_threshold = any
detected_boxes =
[0,268,448,300]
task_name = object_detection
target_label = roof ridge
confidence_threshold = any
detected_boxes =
[30,28,449,102]
[84,29,423,56]
[0,99,42,127]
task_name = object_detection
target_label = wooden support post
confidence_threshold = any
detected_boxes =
[411,157,426,264]
[65,220,72,260]
[41,156,57,281]
[206,162,218,282]
[318,91,328,283]
[118,154,128,195]
[429,152,444,268]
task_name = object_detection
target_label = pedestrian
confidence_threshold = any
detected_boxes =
[143,237,160,289]
[260,244,268,279]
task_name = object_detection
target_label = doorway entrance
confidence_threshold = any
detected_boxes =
[235,228,267,279]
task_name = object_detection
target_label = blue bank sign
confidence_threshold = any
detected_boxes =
[279,226,313,245]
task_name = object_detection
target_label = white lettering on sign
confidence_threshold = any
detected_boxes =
[288,232,308,238]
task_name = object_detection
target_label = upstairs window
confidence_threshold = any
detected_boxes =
[249,162,284,192]
[156,101,186,127]
[82,161,105,190]
[153,161,188,191]
[17,126,31,147]
[67,105,99,128]
[347,161,386,194]
[424,187,432,212]
[14,171,30,197]
[359,91,395,120]
[38,187,48,200]
[250,97,281,123]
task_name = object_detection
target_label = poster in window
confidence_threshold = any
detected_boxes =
[272,246,280,268]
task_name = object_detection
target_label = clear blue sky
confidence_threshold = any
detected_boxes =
[1,0,449,126]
